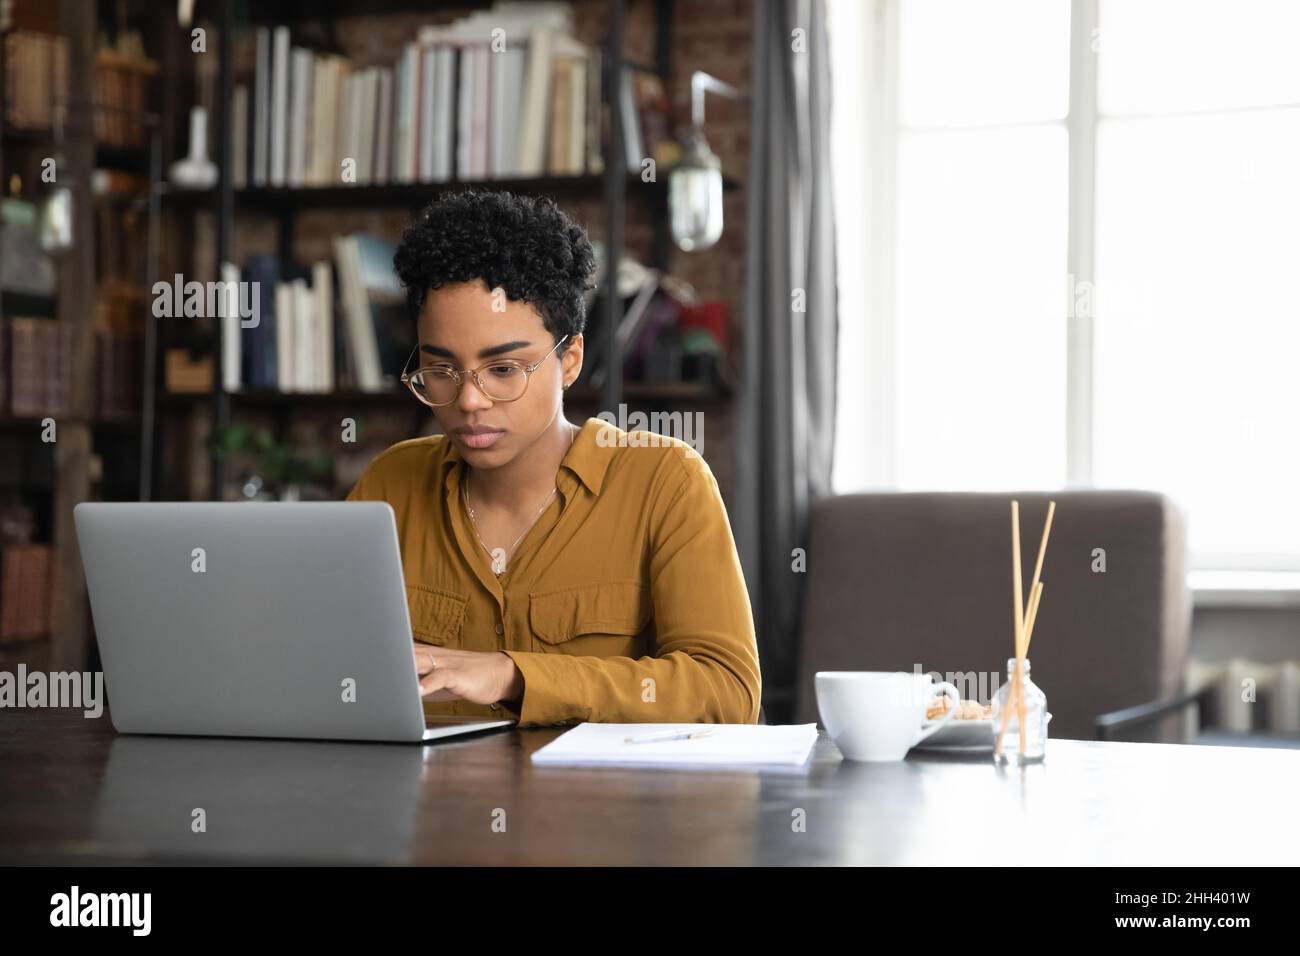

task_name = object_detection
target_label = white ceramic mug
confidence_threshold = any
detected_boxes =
[815,671,962,761]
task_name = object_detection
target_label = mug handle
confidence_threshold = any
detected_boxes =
[914,682,961,743]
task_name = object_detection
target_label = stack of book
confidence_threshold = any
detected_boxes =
[2,30,156,146]
[225,255,336,392]
[0,543,53,644]
[218,233,412,394]
[93,49,158,149]
[233,3,672,189]
[0,319,140,421]
[2,29,67,130]
[6,318,72,419]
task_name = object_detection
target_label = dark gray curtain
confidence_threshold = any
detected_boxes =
[735,0,838,723]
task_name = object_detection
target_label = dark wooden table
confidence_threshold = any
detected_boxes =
[3,709,1297,865]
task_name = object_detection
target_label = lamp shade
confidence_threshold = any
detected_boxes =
[669,126,724,252]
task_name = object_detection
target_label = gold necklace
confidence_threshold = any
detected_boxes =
[461,423,578,576]
[462,476,556,575]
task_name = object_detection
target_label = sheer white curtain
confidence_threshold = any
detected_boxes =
[830,0,1300,570]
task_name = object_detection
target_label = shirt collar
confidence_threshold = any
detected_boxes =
[438,416,612,497]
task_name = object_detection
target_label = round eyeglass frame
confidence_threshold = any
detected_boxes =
[400,334,570,407]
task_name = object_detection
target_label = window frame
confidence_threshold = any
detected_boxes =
[837,0,1298,575]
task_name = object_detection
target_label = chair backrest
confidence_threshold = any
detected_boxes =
[794,491,1190,742]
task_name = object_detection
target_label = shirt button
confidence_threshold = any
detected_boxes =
[495,623,504,635]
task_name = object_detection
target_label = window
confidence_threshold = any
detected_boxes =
[829,0,1300,570]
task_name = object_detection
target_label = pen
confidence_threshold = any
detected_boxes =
[623,728,716,744]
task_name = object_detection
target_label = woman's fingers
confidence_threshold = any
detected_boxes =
[416,649,457,696]
[413,643,438,676]
[413,644,466,699]
[419,665,449,696]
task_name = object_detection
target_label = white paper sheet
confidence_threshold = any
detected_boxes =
[530,723,820,769]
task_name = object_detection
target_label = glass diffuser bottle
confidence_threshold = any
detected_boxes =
[992,657,1048,763]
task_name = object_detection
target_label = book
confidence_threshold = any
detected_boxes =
[0,543,54,644]
[516,26,554,177]
[490,43,525,178]
[270,26,290,186]
[287,46,312,188]
[393,44,415,183]
[433,45,456,180]
[8,318,71,418]
[356,68,377,184]
[332,236,381,391]
[417,40,436,182]
[242,254,280,388]
[275,280,294,390]
[220,261,242,391]
[550,37,588,176]
[472,44,490,179]
[311,261,335,393]
[2,31,68,130]
[456,45,474,180]
[231,84,249,188]
[291,278,312,391]
[253,27,270,186]
[309,54,333,185]
[375,67,393,187]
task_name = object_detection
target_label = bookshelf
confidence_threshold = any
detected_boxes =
[0,2,95,671]
[150,0,739,503]
[0,2,165,668]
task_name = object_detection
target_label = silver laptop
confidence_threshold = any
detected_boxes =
[74,501,514,743]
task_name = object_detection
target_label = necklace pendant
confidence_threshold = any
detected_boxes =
[491,554,506,575]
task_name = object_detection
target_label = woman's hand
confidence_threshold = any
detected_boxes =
[412,643,523,705]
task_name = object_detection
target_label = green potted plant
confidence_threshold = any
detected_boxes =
[207,424,333,501]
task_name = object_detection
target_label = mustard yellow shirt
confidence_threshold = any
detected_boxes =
[345,416,761,727]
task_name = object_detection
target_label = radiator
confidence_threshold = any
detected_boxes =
[1187,659,1300,735]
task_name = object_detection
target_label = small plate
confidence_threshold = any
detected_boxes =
[914,713,1052,752]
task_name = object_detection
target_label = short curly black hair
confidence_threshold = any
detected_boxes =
[393,189,596,352]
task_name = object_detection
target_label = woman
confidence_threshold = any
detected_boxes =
[346,189,760,727]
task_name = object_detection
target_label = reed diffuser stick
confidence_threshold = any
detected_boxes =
[1024,581,1044,654]
[1026,501,1056,617]
[1017,502,1054,754]
[1011,501,1025,652]
[995,502,1026,756]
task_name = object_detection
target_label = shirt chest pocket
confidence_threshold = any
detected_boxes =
[528,581,653,653]
[405,584,467,646]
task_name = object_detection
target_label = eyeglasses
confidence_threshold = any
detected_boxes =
[400,335,570,407]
